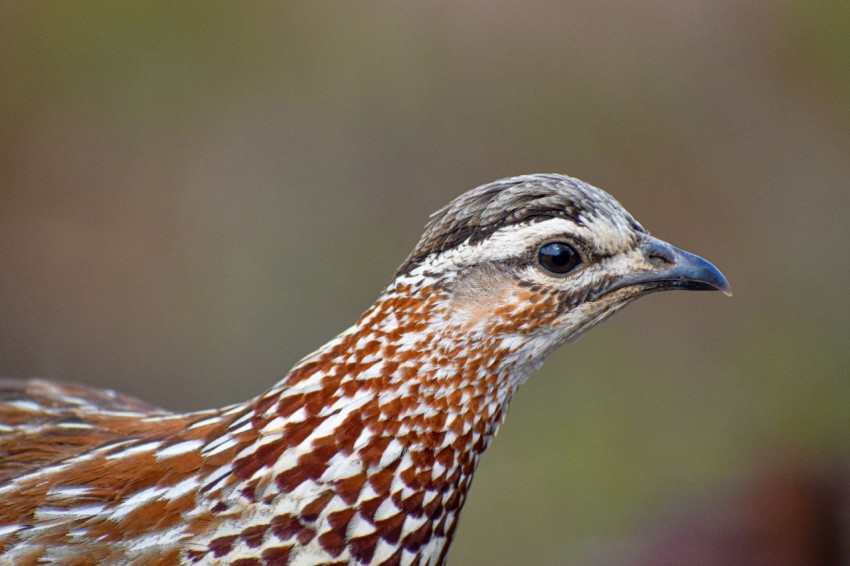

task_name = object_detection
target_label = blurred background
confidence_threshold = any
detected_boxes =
[1,1,848,564]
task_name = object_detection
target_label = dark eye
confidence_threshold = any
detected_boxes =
[538,242,582,275]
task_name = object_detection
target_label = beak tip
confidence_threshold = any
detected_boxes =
[691,256,732,298]
[708,270,733,298]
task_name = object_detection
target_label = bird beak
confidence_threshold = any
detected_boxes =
[603,236,732,298]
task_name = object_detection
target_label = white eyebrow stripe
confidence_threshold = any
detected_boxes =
[409,219,583,274]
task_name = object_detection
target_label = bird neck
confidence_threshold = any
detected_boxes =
[217,281,534,543]
[258,281,530,448]
[185,281,554,563]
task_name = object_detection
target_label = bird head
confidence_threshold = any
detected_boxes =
[392,174,730,374]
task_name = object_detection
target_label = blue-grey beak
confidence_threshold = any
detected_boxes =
[604,236,732,297]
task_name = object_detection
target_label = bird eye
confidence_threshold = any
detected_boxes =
[538,242,582,275]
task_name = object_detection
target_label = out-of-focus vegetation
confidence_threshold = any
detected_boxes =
[1,2,848,564]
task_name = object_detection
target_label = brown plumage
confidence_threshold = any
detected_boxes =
[0,174,729,565]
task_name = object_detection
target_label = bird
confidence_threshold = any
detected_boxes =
[0,173,730,565]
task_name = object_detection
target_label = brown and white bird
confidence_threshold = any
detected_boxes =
[0,174,730,565]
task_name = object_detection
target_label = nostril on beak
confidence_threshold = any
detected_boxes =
[648,250,675,267]
[642,238,677,268]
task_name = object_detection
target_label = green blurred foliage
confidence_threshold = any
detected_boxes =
[1,2,848,564]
